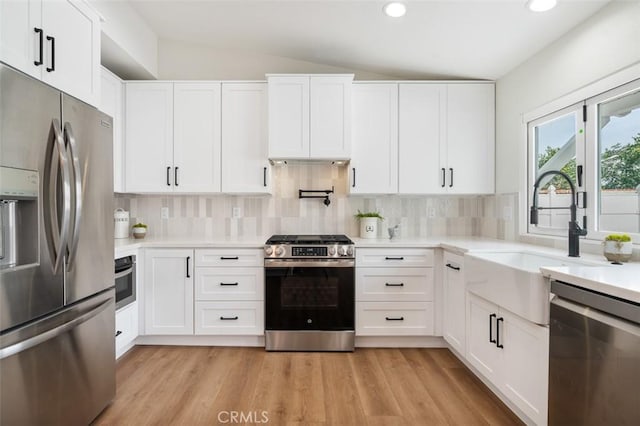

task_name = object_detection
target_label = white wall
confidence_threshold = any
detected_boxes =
[157,39,397,81]
[91,0,158,79]
[495,0,640,194]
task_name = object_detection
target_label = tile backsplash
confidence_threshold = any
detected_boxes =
[115,164,519,240]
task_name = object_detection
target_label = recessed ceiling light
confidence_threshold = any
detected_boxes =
[526,0,557,12]
[383,2,406,18]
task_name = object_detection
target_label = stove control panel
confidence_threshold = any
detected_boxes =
[264,244,354,258]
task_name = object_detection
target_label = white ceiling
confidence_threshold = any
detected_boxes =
[128,0,610,80]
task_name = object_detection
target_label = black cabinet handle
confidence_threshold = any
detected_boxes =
[174,167,179,186]
[220,282,239,286]
[489,313,496,343]
[577,165,583,187]
[263,167,267,187]
[385,256,404,260]
[352,167,356,188]
[220,316,239,321]
[186,256,191,278]
[34,28,43,66]
[446,263,461,271]
[166,166,171,186]
[441,168,446,188]
[220,256,239,260]
[385,316,404,321]
[46,35,55,72]
[385,283,404,287]
[449,168,454,188]
[496,317,504,348]
[115,330,122,337]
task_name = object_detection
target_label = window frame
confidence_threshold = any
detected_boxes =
[525,76,640,244]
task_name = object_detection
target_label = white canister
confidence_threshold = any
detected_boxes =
[359,217,379,239]
[114,208,130,239]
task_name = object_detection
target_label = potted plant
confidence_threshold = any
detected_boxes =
[132,222,148,239]
[603,233,632,263]
[355,210,384,239]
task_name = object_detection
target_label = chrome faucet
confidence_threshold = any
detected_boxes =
[530,170,587,257]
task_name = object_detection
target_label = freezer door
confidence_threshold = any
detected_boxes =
[0,289,116,424]
[0,63,64,331]
[61,94,114,304]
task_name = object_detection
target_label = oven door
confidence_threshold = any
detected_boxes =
[265,259,354,331]
[114,256,135,310]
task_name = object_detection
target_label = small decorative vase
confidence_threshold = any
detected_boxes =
[360,217,378,239]
[132,227,147,239]
[603,241,632,263]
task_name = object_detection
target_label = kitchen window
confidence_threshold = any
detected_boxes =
[527,78,640,241]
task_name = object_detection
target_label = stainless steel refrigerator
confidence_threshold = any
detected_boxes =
[0,63,115,424]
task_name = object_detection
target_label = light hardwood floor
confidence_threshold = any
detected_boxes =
[94,346,522,426]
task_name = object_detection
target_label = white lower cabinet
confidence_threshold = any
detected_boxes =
[194,248,264,336]
[467,293,549,425]
[115,301,138,359]
[442,251,466,354]
[144,249,194,335]
[356,248,434,336]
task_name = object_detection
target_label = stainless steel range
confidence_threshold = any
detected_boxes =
[264,235,355,351]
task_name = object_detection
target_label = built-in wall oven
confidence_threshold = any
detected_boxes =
[264,235,355,351]
[114,256,135,310]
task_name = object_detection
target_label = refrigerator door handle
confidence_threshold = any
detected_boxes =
[64,122,83,271]
[43,119,71,274]
[0,298,111,360]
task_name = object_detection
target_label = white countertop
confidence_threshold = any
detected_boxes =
[115,235,639,303]
[541,263,640,303]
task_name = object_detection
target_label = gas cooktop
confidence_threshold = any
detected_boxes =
[265,235,353,245]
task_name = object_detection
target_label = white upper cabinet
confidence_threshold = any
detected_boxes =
[446,83,495,194]
[350,83,399,194]
[100,67,124,192]
[125,82,174,193]
[0,0,101,106]
[173,82,222,193]
[267,74,353,160]
[124,82,222,193]
[398,83,494,194]
[221,83,270,193]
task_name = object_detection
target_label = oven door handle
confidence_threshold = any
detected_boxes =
[114,266,135,280]
[264,259,355,268]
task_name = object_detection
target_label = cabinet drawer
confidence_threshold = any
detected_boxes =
[195,248,263,267]
[115,302,138,351]
[356,248,434,267]
[195,301,264,335]
[195,268,264,301]
[356,267,433,302]
[356,301,434,336]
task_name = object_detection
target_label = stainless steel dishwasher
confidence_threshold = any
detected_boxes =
[549,279,640,425]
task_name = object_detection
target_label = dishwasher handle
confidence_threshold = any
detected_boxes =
[552,294,640,337]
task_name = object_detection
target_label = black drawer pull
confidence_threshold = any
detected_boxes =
[263,167,267,187]
[166,166,171,186]
[220,316,239,321]
[446,263,461,271]
[385,316,404,321]
[220,282,239,286]
[441,168,446,187]
[220,256,239,260]
[449,168,454,188]
[115,330,123,337]
[186,256,191,278]
[385,283,404,287]
[174,167,179,186]
[385,257,404,260]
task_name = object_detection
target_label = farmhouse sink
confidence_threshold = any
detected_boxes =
[465,251,601,325]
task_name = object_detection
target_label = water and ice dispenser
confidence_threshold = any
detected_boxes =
[0,166,38,269]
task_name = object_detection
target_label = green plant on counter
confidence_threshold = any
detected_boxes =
[604,233,631,242]
[132,223,147,229]
[354,210,384,220]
